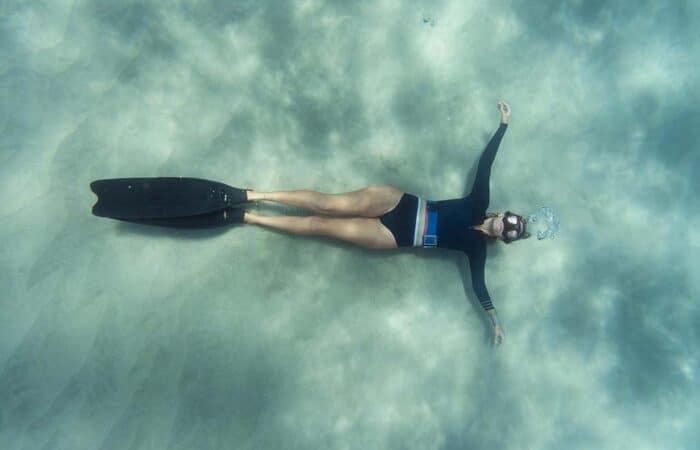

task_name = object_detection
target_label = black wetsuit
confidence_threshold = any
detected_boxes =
[379,123,508,311]
[433,123,507,311]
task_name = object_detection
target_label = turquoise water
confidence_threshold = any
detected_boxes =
[1,1,698,449]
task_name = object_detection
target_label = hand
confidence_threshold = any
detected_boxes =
[498,101,511,124]
[493,324,505,346]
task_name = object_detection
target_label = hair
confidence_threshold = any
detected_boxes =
[485,211,532,244]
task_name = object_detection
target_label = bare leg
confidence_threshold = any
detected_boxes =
[243,212,397,249]
[246,186,403,218]
[247,190,329,215]
[243,212,315,235]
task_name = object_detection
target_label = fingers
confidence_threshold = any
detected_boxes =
[493,333,502,346]
[492,327,505,346]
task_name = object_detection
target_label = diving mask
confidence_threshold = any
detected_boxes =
[502,211,525,243]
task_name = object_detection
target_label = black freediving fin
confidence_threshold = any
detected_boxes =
[90,177,249,220]
[117,207,245,228]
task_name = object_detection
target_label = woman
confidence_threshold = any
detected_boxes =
[242,101,529,346]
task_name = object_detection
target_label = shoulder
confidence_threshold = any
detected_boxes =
[464,237,487,259]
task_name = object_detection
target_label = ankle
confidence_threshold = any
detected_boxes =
[243,211,255,224]
[246,190,267,201]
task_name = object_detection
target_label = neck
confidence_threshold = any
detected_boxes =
[474,217,498,237]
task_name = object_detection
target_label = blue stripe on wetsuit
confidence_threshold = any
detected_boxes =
[422,201,438,248]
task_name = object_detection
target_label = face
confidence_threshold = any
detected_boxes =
[491,214,505,236]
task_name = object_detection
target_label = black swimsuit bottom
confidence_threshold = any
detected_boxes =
[379,193,418,247]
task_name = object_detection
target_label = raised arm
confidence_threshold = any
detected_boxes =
[467,246,505,346]
[469,102,511,210]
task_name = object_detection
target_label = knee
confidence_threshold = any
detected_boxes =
[316,195,336,215]
[308,216,327,234]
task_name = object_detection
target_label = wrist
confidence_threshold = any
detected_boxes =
[487,309,500,326]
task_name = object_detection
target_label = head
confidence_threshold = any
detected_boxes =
[486,211,530,244]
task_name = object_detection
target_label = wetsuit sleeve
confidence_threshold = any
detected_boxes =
[466,245,494,311]
[470,123,508,211]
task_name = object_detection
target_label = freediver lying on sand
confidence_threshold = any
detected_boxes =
[91,101,529,346]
